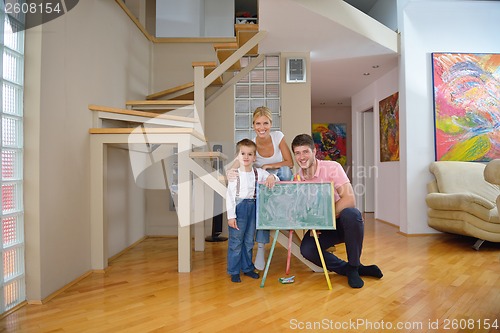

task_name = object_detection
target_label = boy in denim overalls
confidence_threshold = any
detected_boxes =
[226,139,279,283]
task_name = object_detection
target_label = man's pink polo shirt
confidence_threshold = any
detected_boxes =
[296,159,350,202]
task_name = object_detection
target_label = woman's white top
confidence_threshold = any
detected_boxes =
[253,131,285,168]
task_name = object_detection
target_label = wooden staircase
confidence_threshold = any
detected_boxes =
[88,22,318,276]
[145,23,262,103]
[88,24,265,274]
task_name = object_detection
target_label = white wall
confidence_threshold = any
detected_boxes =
[280,52,312,166]
[24,0,150,300]
[205,0,235,37]
[399,0,500,233]
[107,147,146,257]
[352,67,400,226]
[156,0,204,37]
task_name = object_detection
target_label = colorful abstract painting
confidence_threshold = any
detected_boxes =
[379,92,400,162]
[312,123,347,166]
[432,53,500,161]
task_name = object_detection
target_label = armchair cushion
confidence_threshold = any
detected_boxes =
[429,161,499,202]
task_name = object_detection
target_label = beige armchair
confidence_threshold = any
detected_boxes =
[426,160,500,250]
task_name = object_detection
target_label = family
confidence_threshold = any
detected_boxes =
[225,106,383,288]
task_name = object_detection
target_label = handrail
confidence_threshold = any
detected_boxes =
[203,30,267,88]
[114,0,154,42]
[206,54,265,106]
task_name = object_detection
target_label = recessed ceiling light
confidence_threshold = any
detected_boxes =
[319,102,326,105]
[372,65,380,68]
[337,102,343,105]
[363,72,370,76]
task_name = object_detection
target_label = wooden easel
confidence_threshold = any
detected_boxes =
[260,229,332,290]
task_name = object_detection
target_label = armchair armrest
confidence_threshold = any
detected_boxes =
[484,159,500,185]
[426,192,495,210]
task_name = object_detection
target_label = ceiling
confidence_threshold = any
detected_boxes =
[258,0,399,107]
[343,0,378,14]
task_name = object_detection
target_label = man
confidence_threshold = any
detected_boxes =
[291,134,383,288]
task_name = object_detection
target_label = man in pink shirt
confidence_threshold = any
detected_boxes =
[291,134,383,288]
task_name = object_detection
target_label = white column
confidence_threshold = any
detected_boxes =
[177,137,192,272]
[90,136,108,271]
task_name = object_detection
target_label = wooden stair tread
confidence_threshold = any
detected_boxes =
[147,82,194,100]
[126,100,194,107]
[171,92,194,100]
[204,68,224,85]
[89,104,197,123]
[126,100,195,112]
[147,75,221,102]
[235,24,259,32]
[90,127,197,134]
[213,42,238,49]
[192,61,217,67]
[126,100,193,105]
[216,49,241,71]
[189,151,227,160]
[237,30,259,55]
[89,127,206,141]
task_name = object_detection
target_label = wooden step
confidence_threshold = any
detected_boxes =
[234,23,259,33]
[189,151,228,161]
[235,24,259,55]
[147,82,194,100]
[192,61,224,84]
[89,104,197,124]
[216,49,241,71]
[126,100,194,111]
[205,67,224,85]
[192,61,217,67]
[237,30,259,56]
[213,42,238,50]
[89,127,206,141]
[147,74,222,102]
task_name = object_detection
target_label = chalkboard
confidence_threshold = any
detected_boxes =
[256,181,336,230]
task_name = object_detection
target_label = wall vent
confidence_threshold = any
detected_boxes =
[286,58,306,83]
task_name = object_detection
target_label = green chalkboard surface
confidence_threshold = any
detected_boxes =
[256,181,336,230]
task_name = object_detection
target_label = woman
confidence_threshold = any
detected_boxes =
[229,106,294,270]
[251,106,294,181]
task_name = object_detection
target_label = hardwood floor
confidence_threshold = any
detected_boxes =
[1,216,499,332]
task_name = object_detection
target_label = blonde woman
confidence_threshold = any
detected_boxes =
[229,106,294,270]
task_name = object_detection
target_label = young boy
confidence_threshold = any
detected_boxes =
[226,139,279,283]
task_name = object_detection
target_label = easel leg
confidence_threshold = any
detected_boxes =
[260,230,280,288]
[286,230,293,275]
[311,230,332,290]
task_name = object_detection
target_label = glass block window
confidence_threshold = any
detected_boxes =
[234,55,280,143]
[0,3,25,314]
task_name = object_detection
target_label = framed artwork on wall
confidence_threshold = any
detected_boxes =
[431,52,500,161]
[311,123,347,166]
[379,92,400,162]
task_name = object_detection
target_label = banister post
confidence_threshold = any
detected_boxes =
[193,65,205,129]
